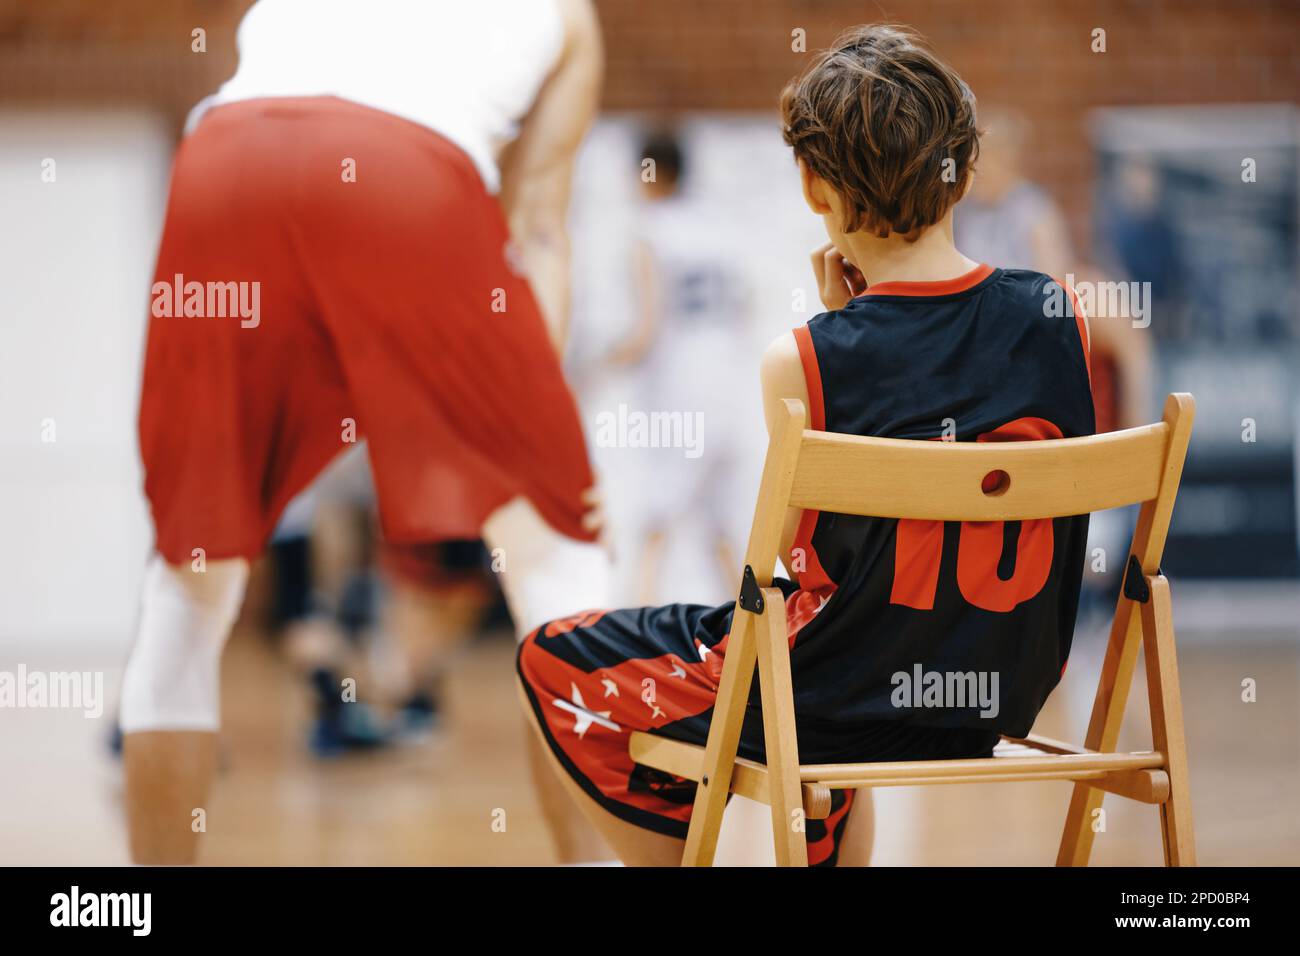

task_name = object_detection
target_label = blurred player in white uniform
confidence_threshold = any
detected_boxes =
[609,130,755,603]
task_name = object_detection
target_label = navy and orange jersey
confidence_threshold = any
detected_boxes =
[516,263,1094,861]
[785,263,1095,738]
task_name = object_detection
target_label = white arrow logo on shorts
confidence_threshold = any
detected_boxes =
[554,683,621,738]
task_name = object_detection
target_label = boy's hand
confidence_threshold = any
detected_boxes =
[810,242,867,310]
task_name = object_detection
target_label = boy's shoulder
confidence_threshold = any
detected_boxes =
[991,270,1092,337]
[993,267,1077,302]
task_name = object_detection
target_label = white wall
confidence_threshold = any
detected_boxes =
[0,109,172,655]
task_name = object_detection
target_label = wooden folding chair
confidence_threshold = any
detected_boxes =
[628,393,1196,866]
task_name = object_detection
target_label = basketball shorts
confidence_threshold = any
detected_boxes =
[139,96,596,566]
[517,600,1002,866]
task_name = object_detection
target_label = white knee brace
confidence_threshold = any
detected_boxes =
[482,496,612,639]
[118,555,249,733]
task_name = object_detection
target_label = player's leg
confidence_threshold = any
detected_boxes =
[480,496,611,638]
[515,681,683,865]
[388,581,482,685]
[516,602,733,867]
[521,721,614,861]
[823,724,1000,866]
[713,535,741,598]
[120,555,249,864]
[382,542,489,735]
[271,492,383,757]
[835,790,874,866]
[128,101,361,860]
[481,496,615,861]
[636,528,667,604]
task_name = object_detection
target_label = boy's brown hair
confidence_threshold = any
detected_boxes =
[780,24,979,240]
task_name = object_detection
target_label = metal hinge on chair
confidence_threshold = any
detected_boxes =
[1123,554,1153,604]
[737,565,765,614]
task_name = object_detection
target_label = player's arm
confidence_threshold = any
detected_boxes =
[1028,201,1075,282]
[608,238,662,365]
[759,331,812,582]
[496,0,603,351]
[1030,209,1145,425]
[1078,268,1151,429]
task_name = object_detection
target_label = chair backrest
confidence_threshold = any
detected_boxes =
[790,421,1172,522]
[743,393,1195,586]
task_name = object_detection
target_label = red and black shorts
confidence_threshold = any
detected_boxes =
[516,599,1001,866]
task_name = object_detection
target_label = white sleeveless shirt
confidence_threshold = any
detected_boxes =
[201,0,565,192]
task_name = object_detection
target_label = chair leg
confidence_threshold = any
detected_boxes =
[681,610,758,866]
[1141,576,1196,866]
[753,588,807,867]
[1057,594,1145,866]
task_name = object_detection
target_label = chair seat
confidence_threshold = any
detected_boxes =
[629,730,1171,821]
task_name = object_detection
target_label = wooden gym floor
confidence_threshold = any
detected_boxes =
[2,604,1297,866]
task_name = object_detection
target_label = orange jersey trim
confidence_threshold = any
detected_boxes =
[856,263,994,299]
[793,324,826,431]
[1051,275,1092,385]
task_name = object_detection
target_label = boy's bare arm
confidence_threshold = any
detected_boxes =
[496,0,603,351]
[760,332,812,581]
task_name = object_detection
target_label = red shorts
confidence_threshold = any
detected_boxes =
[138,97,596,564]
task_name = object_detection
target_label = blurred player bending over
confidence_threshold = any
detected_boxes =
[517,25,1096,865]
[122,0,610,864]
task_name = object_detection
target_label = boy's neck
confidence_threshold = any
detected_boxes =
[841,214,980,288]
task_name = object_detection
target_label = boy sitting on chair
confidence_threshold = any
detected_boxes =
[517,24,1095,866]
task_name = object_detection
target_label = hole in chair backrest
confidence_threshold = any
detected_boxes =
[981,469,1011,496]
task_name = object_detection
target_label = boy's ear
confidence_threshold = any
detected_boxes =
[961,168,976,200]
[798,159,835,216]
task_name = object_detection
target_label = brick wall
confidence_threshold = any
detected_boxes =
[594,0,1299,241]
[0,1,249,134]
[3,0,1296,235]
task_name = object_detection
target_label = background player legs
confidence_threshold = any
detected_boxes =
[274,487,388,756]
[388,582,482,678]
[386,578,482,723]
[713,534,741,599]
[635,528,668,604]
[636,528,739,606]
